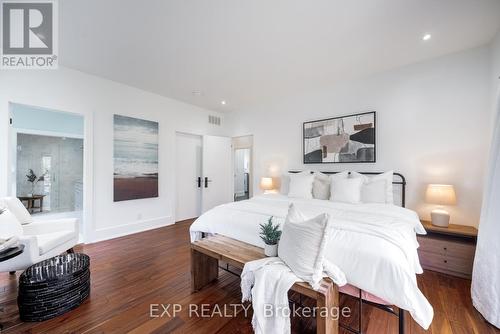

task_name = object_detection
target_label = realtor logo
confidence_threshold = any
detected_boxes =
[1,0,58,69]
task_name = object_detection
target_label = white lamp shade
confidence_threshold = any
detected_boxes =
[425,184,457,205]
[260,177,274,191]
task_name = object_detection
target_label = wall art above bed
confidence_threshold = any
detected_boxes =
[303,111,376,164]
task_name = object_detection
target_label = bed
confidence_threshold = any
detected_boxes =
[189,171,434,332]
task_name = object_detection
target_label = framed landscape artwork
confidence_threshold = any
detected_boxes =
[113,115,159,201]
[303,111,376,163]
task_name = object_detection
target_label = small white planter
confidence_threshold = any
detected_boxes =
[264,243,278,257]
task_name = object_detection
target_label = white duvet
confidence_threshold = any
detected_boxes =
[190,194,434,329]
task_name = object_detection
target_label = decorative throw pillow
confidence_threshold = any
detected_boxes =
[3,197,33,225]
[311,171,349,200]
[330,178,363,204]
[0,209,24,239]
[350,171,394,204]
[360,179,387,203]
[280,171,309,195]
[312,172,331,200]
[328,171,349,199]
[278,204,332,290]
[287,172,314,199]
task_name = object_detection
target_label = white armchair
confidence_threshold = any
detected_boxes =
[0,197,79,273]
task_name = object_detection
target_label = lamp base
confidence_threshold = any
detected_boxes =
[431,209,450,227]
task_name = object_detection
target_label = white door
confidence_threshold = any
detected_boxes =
[175,132,202,221]
[202,135,233,212]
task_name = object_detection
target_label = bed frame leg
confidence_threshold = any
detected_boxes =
[399,308,405,334]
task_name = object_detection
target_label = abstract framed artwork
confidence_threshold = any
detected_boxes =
[113,115,159,201]
[303,111,376,164]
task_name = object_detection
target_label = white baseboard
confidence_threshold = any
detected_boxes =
[89,215,174,243]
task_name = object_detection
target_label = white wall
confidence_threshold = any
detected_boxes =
[0,67,229,242]
[228,47,491,227]
[492,31,500,116]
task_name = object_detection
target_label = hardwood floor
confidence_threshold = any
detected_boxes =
[0,220,497,334]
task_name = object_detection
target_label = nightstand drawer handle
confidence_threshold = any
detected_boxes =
[443,247,447,251]
[444,260,448,263]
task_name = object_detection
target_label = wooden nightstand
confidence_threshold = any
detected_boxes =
[417,220,478,279]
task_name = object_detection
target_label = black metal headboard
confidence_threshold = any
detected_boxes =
[288,171,407,207]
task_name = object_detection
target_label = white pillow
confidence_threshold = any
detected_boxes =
[0,209,24,239]
[312,172,331,200]
[278,204,332,290]
[350,171,394,204]
[287,173,314,199]
[280,171,310,195]
[330,178,363,204]
[361,179,387,203]
[328,171,349,198]
[311,171,350,200]
[3,197,33,225]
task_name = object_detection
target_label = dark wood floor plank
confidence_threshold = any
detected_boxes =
[0,220,497,334]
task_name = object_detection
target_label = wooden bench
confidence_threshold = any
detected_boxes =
[191,234,339,334]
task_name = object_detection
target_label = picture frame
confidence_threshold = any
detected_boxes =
[113,114,159,201]
[303,111,376,164]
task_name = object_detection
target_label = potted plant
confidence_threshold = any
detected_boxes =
[26,169,47,196]
[259,216,282,257]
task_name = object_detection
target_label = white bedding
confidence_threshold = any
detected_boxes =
[189,194,434,329]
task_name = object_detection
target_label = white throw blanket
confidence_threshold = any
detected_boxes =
[241,257,347,334]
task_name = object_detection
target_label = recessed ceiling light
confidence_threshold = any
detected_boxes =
[422,34,432,41]
[221,100,226,105]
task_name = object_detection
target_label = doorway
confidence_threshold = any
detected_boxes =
[232,135,253,201]
[9,103,86,239]
[234,148,250,201]
[175,133,233,222]
[16,133,84,213]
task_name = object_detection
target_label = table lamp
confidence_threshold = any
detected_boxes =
[260,177,274,194]
[425,184,457,227]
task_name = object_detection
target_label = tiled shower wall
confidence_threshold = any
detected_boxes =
[16,133,84,213]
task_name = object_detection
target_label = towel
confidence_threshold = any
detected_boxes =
[241,257,346,334]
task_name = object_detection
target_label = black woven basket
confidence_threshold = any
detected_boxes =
[18,253,90,322]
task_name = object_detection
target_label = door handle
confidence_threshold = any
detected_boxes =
[204,177,212,188]
[197,177,201,188]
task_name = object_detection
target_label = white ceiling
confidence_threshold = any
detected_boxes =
[60,0,500,112]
